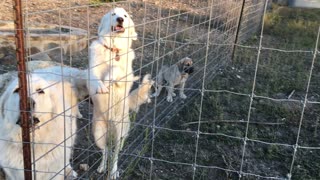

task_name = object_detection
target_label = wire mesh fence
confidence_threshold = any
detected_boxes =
[0,0,319,179]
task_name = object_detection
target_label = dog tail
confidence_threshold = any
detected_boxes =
[128,74,154,112]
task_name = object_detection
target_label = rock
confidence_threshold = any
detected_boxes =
[29,52,52,61]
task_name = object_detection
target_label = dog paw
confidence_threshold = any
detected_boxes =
[151,92,159,98]
[65,166,77,180]
[180,93,187,99]
[172,92,176,97]
[67,170,78,180]
[110,171,119,180]
[96,83,109,94]
[147,98,152,103]
[97,164,107,174]
[166,96,173,102]
[72,171,78,179]
[89,81,109,95]
[77,111,83,118]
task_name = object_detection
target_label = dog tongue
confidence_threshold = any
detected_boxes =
[115,26,125,32]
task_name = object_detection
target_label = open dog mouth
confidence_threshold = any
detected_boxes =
[111,25,125,33]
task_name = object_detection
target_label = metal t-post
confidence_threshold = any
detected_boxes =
[231,0,246,61]
[13,0,32,179]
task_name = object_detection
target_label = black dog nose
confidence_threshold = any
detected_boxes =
[184,67,194,74]
[117,17,124,23]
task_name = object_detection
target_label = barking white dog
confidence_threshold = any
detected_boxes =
[88,7,137,179]
[0,74,79,179]
[88,7,138,95]
[87,7,154,179]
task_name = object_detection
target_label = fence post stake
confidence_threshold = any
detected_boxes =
[231,0,246,62]
[13,0,32,179]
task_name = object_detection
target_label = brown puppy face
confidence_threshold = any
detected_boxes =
[182,57,193,66]
[180,57,194,74]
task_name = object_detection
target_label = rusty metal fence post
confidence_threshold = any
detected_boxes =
[231,0,246,61]
[13,0,32,179]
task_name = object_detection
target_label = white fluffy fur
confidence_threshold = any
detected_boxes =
[0,61,64,95]
[88,7,137,95]
[0,74,79,179]
[88,7,140,179]
[129,74,154,112]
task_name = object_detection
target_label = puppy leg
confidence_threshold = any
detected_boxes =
[152,73,163,97]
[152,83,163,97]
[166,83,174,102]
[179,81,187,99]
[65,165,78,180]
[93,119,109,173]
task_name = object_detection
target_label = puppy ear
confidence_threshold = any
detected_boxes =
[142,74,151,83]
[128,16,138,40]
[179,58,187,66]
[98,13,112,37]
[177,60,184,72]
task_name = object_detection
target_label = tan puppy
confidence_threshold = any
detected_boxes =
[129,74,154,112]
[153,57,194,102]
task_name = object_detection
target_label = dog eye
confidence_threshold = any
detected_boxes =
[124,15,127,18]
[13,87,20,93]
[36,88,45,94]
[112,13,116,16]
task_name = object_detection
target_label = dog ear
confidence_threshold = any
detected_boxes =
[128,16,138,40]
[177,60,185,73]
[0,81,18,119]
[98,13,112,37]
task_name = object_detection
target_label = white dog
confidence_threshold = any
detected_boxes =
[0,74,79,179]
[88,7,153,179]
[88,7,137,95]
[33,66,89,120]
